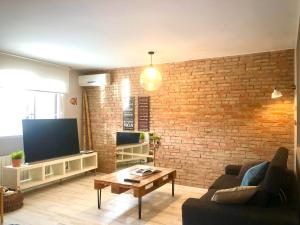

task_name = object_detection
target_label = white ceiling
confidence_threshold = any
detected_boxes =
[0,0,299,69]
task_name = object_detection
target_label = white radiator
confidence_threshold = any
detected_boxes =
[0,155,11,186]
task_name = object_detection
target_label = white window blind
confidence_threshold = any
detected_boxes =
[0,53,69,93]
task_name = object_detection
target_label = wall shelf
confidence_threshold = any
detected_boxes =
[3,152,97,190]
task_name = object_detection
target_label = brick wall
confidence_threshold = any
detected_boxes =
[85,49,294,188]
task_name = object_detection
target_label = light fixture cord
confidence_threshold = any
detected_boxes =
[148,51,155,66]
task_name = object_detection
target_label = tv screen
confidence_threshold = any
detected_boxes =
[116,132,140,146]
[22,119,80,163]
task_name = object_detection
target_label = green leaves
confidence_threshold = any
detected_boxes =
[11,150,24,160]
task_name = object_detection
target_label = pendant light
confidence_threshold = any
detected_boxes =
[140,51,162,91]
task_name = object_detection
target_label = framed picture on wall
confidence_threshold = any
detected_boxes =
[123,97,135,130]
[138,96,150,131]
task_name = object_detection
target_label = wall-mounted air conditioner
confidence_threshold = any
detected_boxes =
[78,74,110,87]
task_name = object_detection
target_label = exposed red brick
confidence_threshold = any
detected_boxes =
[84,49,294,188]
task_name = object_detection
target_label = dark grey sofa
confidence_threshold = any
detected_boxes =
[182,148,299,225]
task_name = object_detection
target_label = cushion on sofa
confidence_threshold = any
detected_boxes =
[241,161,269,186]
[246,187,270,207]
[211,186,258,204]
[225,165,242,176]
[209,175,241,190]
[237,161,262,179]
[263,147,288,195]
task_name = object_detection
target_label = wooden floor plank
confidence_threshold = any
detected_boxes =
[3,174,206,225]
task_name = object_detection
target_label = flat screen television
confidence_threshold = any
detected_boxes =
[22,119,80,163]
[116,132,140,146]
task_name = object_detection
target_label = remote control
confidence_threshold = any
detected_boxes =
[124,178,140,183]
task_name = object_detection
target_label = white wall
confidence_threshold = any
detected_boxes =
[63,70,82,145]
[296,16,300,174]
[296,18,299,172]
[0,136,23,156]
[0,54,82,156]
[296,0,300,147]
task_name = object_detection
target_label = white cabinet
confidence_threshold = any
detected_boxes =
[3,152,97,190]
[116,143,153,164]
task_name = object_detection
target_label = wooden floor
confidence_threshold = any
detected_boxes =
[4,173,206,225]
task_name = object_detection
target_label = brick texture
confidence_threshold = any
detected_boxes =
[84,49,294,188]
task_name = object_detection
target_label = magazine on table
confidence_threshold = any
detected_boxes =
[130,167,161,177]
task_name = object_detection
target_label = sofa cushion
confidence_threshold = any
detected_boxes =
[211,186,258,204]
[263,147,288,195]
[241,161,269,186]
[282,170,298,209]
[209,175,241,190]
[246,187,270,207]
[237,161,262,179]
[225,165,242,176]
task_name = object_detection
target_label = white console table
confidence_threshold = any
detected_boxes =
[3,152,97,190]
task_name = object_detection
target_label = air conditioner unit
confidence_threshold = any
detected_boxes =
[78,74,110,87]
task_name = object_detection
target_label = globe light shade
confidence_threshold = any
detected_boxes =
[140,66,162,91]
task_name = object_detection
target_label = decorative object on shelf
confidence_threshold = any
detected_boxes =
[139,132,145,143]
[138,96,150,131]
[69,97,77,105]
[130,167,161,177]
[150,133,161,148]
[11,151,23,167]
[271,88,282,99]
[149,133,161,166]
[140,51,162,91]
[123,97,135,130]
[3,187,24,213]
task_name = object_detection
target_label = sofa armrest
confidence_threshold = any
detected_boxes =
[225,164,242,176]
[182,197,298,225]
[182,198,207,225]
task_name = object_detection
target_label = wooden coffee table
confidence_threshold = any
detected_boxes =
[94,165,176,219]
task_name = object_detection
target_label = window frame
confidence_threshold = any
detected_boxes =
[0,88,63,137]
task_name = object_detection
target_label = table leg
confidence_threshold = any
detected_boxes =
[97,189,101,209]
[138,197,142,219]
[172,178,175,196]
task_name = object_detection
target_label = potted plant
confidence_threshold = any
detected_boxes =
[11,150,24,167]
[149,133,161,148]
[139,132,145,143]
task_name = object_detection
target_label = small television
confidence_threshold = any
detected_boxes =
[116,132,140,146]
[22,119,80,163]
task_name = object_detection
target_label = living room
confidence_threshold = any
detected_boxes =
[0,1,300,225]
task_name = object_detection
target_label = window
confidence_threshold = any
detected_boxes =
[0,88,62,137]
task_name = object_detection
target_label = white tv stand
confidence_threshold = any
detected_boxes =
[3,152,97,190]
